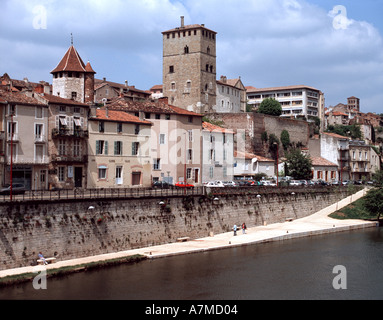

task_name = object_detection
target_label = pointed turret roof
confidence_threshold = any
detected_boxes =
[51,45,95,74]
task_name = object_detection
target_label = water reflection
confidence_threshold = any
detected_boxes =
[1,228,382,300]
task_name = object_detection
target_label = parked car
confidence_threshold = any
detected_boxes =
[331,180,340,186]
[175,182,194,188]
[152,181,174,189]
[353,180,364,185]
[204,181,224,187]
[214,180,225,187]
[0,183,26,195]
[342,180,352,186]
[223,181,237,187]
[289,180,301,186]
[261,180,276,186]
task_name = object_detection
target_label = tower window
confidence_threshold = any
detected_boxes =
[169,66,174,73]
[207,47,210,55]
[184,46,189,54]
[71,92,77,100]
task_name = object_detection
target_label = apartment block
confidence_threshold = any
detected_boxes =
[246,85,324,121]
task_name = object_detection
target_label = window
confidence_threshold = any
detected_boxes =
[74,140,80,157]
[209,167,214,179]
[58,139,66,156]
[188,130,193,142]
[98,166,107,180]
[207,47,210,54]
[134,125,140,135]
[58,167,65,182]
[187,168,192,179]
[71,92,77,100]
[165,114,171,120]
[35,106,43,119]
[184,46,189,54]
[74,107,81,114]
[171,82,176,90]
[96,140,108,155]
[188,116,193,123]
[159,134,166,145]
[155,114,161,120]
[132,142,139,156]
[35,124,43,140]
[114,141,123,155]
[169,66,174,73]
[187,149,193,161]
[117,122,122,133]
[59,105,66,113]
[209,149,215,161]
[35,145,44,162]
[153,158,161,170]
[99,121,104,133]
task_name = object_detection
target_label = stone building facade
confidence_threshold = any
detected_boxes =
[162,17,217,114]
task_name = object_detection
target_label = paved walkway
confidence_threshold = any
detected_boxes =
[0,188,377,279]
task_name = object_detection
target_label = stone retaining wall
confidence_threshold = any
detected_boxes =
[0,187,355,270]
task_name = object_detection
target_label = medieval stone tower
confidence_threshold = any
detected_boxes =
[51,45,96,104]
[162,17,217,114]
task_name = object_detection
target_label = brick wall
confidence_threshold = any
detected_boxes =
[0,188,352,270]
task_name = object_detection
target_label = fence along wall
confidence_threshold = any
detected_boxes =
[0,187,355,270]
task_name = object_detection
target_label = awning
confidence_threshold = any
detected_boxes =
[73,118,81,126]
[59,117,67,126]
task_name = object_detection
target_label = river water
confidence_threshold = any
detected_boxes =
[1,227,382,300]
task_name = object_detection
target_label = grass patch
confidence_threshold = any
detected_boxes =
[0,254,147,287]
[329,197,377,220]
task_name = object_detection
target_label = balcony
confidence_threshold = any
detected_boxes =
[6,133,19,142]
[52,128,88,138]
[52,154,88,163]
[35,134,47,143]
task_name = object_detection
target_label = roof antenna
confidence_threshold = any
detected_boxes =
[71,33,73,46]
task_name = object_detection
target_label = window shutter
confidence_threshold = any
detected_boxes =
[96,140,99,155]
[114,141,117,155]
[104,141,108,155]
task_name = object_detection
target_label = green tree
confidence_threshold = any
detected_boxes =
[280,130,290,150]
[325,124,362,139]
[258,98,282,116]
[363,188,383,220]
[285,149,312,180]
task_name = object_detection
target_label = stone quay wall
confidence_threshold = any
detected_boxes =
[0,187,356,270]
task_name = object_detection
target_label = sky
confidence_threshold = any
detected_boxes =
[1,0,383,114]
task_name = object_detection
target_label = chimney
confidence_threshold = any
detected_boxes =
[181,16,184,28]
[105,106,109,118]
[125,80,128,87]
[103,77,106,82]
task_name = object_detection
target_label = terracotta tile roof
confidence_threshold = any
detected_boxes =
[107,97,203,117]
[311,156,337,167]
[93,108,152,125]
[202,121,234,134]
[322,132,350,140]
[234,151,274,162]
[325,111,348,116]
[94,79,149,94]
[0,89,45,106]
[51,45,94,74]
[246,84,320,93]
[38,93,89,106]
[150,84,163,91]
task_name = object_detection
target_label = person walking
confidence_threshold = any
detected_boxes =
[242,223,247,234]
[233,224,237,236]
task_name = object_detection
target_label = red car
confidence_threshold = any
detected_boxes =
[175,182,194,188]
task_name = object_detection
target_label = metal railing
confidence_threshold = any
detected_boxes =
[0,186,206,203]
